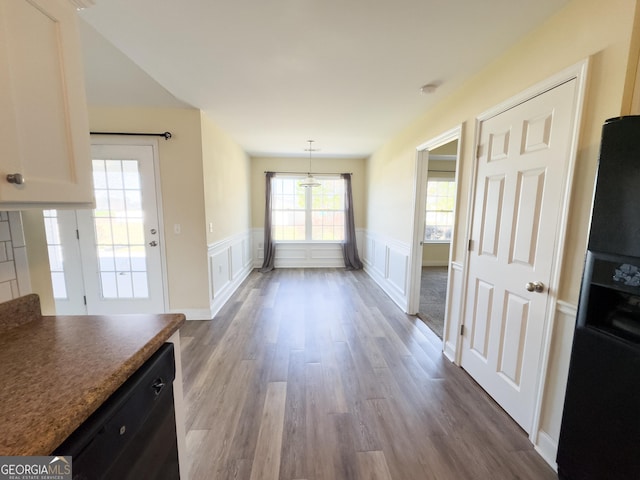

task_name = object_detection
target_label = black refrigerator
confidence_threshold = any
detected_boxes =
[557,116,640,479]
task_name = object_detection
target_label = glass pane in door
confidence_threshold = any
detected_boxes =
[42,210,67,299]
[92,159,149,299]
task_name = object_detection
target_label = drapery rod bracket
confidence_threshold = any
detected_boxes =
[90,131,172,140]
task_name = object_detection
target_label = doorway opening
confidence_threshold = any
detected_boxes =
[417,142,458,338]
[408,127,462,341]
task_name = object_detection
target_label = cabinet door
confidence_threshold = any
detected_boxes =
[0,0,93,207]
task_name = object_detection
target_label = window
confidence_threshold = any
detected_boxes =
[43,209,67,299]
[271,176,345,241]
[425,179,456,242]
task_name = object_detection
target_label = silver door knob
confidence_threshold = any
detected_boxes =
[526,281,545,293]
[6,173,25,185]
[149,240,158,247]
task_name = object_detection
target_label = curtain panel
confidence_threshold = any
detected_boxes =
[259,172,276,272]
[341,173,363,270]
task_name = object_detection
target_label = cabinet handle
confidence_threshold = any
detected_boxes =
[6,173,25,185]
[152,378,165,395]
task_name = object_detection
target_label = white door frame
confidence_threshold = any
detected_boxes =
[458,59,589,443]
[407,124,463,319]
[87,135,170,313]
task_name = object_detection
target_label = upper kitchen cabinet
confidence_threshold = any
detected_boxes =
[0,0,93,208]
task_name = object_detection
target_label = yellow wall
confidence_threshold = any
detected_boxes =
[200,112,252,244]
[89,106,210,311]
[422,244,450,266]
[250,156,367,229]
[365,0,639,450]
[367,0,639,303]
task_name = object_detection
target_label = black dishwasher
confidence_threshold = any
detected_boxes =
[54,343,180,480]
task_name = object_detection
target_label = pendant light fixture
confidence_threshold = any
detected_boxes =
[299,140,321,188]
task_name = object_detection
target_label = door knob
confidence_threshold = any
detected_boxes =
[526,281,545,293]
[149,240,158,247]
[6,173,25,185]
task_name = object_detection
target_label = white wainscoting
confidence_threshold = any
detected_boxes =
[442,261,464,362]
[204,230,253,320]
[534,300,578,471]
[252,228,365,269]
[362,231,411,311]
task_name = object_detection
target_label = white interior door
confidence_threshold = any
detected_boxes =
[460,79,577,432]
[45,141,166,315]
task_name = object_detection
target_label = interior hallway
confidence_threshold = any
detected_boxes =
[179,268,556,480]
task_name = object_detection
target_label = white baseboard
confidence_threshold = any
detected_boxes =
[534,431,558,472]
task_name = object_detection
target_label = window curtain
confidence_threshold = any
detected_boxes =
[259,172,276,272]
[341,173,363,270]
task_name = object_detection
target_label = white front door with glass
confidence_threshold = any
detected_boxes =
[44,141,166,315]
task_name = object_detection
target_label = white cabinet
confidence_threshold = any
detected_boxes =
[0,0,93,208]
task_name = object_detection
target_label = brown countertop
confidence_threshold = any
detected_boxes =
[0,297,185,456]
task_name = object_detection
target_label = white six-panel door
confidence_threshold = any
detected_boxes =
[461,79,577,432]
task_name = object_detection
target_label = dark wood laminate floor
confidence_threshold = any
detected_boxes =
[180,269,556,480]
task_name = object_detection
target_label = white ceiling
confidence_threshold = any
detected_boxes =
[79,0,569,158]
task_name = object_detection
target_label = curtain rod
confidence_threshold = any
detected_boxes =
[90,131,172,140]
[428,170,456,173]
[265,171,352,175]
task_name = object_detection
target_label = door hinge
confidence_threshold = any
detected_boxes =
[76,229,80,240]
[476,144,482,158]
[468,239,474,251]
[83,295,87,305]
[460,324,465,336]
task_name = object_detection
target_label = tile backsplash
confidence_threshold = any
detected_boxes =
[0,212,31,303]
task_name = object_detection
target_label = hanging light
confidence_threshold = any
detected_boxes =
[299,140,321,188]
